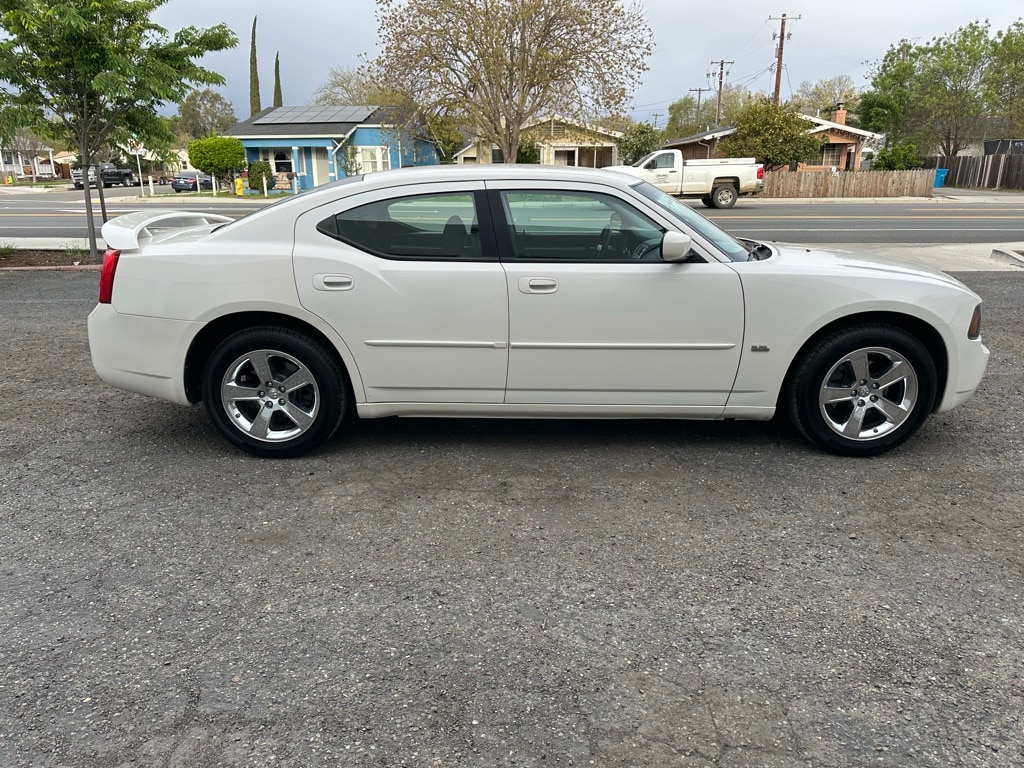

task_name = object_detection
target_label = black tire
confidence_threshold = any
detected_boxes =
[710,184,738,209]
[202,327,348,458]
[786,324,937,456]
[700,195,714,208]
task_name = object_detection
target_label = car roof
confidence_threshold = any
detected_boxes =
[295,164,640,203]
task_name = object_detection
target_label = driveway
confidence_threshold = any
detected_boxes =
[1,270,1022,767]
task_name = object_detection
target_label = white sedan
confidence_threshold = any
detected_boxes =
[88,165,989,458]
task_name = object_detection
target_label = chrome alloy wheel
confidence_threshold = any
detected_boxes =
[220,349,320,443]
[818,346,919,441]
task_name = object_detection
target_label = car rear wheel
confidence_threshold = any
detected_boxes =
[202,327,347,458]
[786,325,937,456]
[710,184,738,208]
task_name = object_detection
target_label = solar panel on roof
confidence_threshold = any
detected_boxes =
[252,105,378,125]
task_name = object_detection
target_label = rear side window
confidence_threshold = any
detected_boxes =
[316,192,486,260]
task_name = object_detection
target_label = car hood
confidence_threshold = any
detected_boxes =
[764,242,971,291]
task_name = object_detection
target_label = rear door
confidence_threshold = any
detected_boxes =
[293,182,510,404]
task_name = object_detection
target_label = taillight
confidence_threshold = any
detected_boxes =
[968,304,982,340]
[98,249,120,304]
[757,166,764,180]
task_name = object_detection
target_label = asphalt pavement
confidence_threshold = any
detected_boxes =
[1,268,1022,767]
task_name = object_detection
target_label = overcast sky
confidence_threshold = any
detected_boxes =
[152,0,1023,125]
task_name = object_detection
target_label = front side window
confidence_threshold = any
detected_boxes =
[499,190,665,261]
[631,181,748,261]
[317,191,483,260]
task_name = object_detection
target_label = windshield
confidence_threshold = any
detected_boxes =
[631,181,750,262]
[631,152,658,168]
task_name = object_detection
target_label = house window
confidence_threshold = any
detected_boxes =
[821,143,845,167]
[356,147,390,174]
[273,151,293,174]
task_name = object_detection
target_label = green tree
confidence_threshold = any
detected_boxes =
[616,122,662,165]
[866,24,993,156]
[873,143,923,170]
[663,95,716,139]
[273,52,283,108]
[187,136,245,184]
[718,99,822,170]
[987,20,1024,134]
[177,89,237,140]
[367,0,652,164]
[248,15,261,117]
[0,0,236,258]
[716,84,760,127]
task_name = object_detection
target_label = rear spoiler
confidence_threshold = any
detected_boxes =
[101,209,234,251]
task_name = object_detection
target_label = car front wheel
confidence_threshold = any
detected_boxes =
[202,327,347,457]
[786,325,937,456]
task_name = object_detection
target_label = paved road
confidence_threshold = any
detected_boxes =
[1,269,1022,766]
[3,185,1024,244]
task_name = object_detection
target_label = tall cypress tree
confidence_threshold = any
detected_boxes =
[273,52,283,107]
[248,16,260,117]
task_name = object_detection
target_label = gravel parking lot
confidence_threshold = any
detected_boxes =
[1,270,1022,767]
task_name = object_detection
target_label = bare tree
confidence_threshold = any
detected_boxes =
[366,0,652,164]
[789,75,860,118]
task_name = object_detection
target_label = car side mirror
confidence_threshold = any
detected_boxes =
[661,231,694,262]
[645,161,657,170]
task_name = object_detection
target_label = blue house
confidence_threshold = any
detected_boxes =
[227,105,439,191]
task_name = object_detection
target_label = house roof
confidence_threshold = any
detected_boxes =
[802,115,883,142]
[228,105,383,138]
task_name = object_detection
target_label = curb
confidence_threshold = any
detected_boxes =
[991,247,1024,267]
[0,264,101,272]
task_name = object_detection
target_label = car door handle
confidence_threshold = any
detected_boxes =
[314,274,354,291]
[519,277,558,294]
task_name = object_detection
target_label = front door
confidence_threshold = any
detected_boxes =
[493,186,744,408]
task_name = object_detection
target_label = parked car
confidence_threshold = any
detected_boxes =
[170,170,213,192]
[88,165,989,458]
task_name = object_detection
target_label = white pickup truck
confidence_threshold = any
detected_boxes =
[605,149,763,208]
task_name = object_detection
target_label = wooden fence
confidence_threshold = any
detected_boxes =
[924,154,1024,190]
[760,169,935,198]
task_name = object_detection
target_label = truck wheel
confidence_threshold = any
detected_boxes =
[700,195,713,208]
[710,184,738,209]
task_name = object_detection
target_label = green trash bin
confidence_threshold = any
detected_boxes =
[934,168,948,187]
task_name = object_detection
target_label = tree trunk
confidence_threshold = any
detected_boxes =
[80,140,100,262]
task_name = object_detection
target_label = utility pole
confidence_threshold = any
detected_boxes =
[651,113,662,129]
[690,86,712,129]
[769,13,800,106]
[709,60,733,127]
